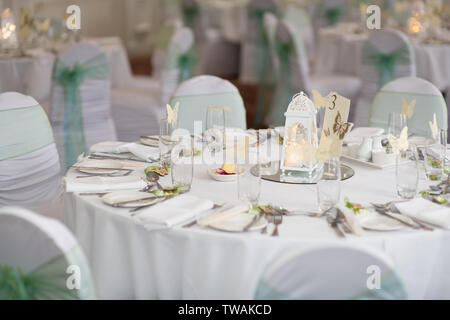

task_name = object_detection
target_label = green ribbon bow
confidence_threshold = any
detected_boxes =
[274,39,295,126]
[362,42,411,89]
[323,7,342,26]
[53,53,110,170]
[0,245,96,300]
[177,47,196,82]
[181,2,199,29]
[248,5,278,126]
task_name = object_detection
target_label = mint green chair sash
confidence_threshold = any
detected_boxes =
[169,92,246,133]
[249,5,278,126]
[177,47,195,82]
[53,53,110,169]
[255,270,407,300]
[0,245,96,300]
[181,1,199,29]
[318,3,344,26]
[362,42,413,89]
[0,104,54,162]
[369,90,447,137]
[274,38,295,126]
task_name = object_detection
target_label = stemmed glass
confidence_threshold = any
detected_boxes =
[317,157,341,212]
[205,107,225,154]
[388,112,407,137]
[159,118,178,168]
[171,135,194,192]
[236,139,261,206]
[396,147,419,199]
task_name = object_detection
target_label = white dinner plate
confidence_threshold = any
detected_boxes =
[207,168,238,182]
[359,213,412,231]
[102,191,159,208]
[77,160,124,175]
[209,213,268,232]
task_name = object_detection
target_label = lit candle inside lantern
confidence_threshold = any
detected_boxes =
[1,8,18,51]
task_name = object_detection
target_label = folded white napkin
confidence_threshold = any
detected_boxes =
[396,198,450,228]
[343,127,384,144]
[134,194,214,230]
[90,141,159,162]
[65,175,146,193]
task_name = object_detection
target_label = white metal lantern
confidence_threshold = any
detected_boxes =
[280,92,320,182]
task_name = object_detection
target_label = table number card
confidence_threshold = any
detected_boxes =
[312,90,351,158]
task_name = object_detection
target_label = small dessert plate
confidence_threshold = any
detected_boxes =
[207,168,238,182]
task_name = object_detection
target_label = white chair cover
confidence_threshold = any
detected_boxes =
[282,3,315,65]
[0,92,62,210]
[50,42,117,169]
[169,75,246,133]
[0,207,95,299]
[369,77,448,138]
[267,19,361,126]
[111,25,196,141]
[354,30,415,126]
[254,243,408,300]
[181,0,240,77]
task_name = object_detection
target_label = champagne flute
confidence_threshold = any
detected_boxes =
[205,107,225,153]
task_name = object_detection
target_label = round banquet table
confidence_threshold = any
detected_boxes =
[315,26,450,92]
[65,144,450,300]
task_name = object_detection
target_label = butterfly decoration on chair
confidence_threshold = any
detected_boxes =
[333,111,351,140]
[312,90,337,110]
[166,102,179,125]
[387,126,409,155]
[401,98,415,119]
[34,18,50,35]
[429,113,438,140]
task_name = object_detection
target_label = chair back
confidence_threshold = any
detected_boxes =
[0,207,96,299]
[169,75,246,133]
[50,42,117,169]
[369,77,447,138]
[268,19,311,125]
[0,92,61,206]
[355,30,416,126]
[254,243,408,300]
[240,0,278,83]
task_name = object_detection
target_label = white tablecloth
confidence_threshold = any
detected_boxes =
[315,27,450,91]
[65,140,450,299]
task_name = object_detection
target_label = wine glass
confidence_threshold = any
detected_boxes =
[387,112,407,137]
[205,107,225,153]
[317,157,341,212]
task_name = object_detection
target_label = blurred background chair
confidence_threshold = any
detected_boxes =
[354,29,416,126]
[181,0,240,77]
[267,18,361,126]
[0,207,96,300]
[111,24,196,141]
[254,243,408,300]
[0,92,62,220]
[369,77,447,138]
[50,42,117,169]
